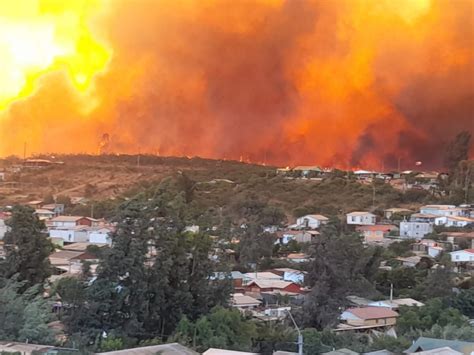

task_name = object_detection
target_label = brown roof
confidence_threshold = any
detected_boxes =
[347,306,399,320]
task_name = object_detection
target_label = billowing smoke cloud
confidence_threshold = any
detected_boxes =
[0,0,472,169]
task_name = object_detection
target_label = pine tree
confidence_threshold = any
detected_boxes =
[2,205,53,291]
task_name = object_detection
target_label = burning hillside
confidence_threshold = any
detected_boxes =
[0,0,472,169]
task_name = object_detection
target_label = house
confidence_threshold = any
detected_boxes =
[88,227,113,245]
[384,208,412,219]
[368,298,424,310]
[50,216,97,228]
[296,214,329,229]
[409,213,438,223]
[41,203,65,216]
[211,271,252,289]
[0,213,9,240]
[420,205,468,217]
[399,221,433,239]
[271,268,306,284]
[356,225,398,243]
[49,250,98,274]
[95,343,198,355]
[404,337,474,354]
[450,249,474,264]
[285,253,310,263]
[354,170,377,179]
[435,216,474,228]
[231,293,262,310]
[346,212,376,226]
[293,166,322,176]
[406,348,462,355]
[244,279,302,294]
[396,256,422,268]
[340,307,399,328]
[35,208,56,220]
[244,271,282,281]
[49,226,89,243]
[203,349,258,355]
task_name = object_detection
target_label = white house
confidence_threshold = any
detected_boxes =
[420,205,467,217]
[272,268,306,284]
[428,245,443,258]
[0,218,8,240]
[296,214,328,229]
[35,209,56,220]
[50,216,93,228]
[346,212,376,225]
[450,249,474,263]
[435,216,474,228]
[49,226,89,243]
[87,227,113,245]
[400,221,433,239]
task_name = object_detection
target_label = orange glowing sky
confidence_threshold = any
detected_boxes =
[0,0,472,169]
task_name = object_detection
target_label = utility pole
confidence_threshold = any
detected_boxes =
[287,309,303,355]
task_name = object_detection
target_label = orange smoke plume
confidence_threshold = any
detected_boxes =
[0,0,472,169]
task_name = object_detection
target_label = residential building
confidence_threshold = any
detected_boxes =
[340,307,399,328]
[399,221,433,239]
[49,250,97,274]
[368,298,424,310]
[405,337,474,354]
[49,226,89,243]
[285,253,310,263]
[41,203,65,216]
[271,268,306,284]
[346,212,376,226]
[356,225,398,243]
[95,343,198,355]
[203,349,258,355]
[296,214,329,229]
[0,214,8,240]
[88,227,113,245]
[35,208,56,220]
[410,213,437,223]
[244,279,302,294]
[396,256,422,268]
[231,293,261,310]
[50,216,97,228]
[435,216,474,227]
[420,205,468,217]
[450,249,474,263]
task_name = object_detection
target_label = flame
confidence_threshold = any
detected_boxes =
[0,0,472,169]
[0,0,110,109]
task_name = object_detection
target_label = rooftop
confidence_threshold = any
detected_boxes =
[347,211,374,216]
[345,307,399,320]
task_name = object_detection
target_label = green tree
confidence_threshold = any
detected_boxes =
[303,222,377,328]
[173,307,257,352]
[1,205,53,290]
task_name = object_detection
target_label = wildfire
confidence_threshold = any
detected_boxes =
[0,0,472,169]
[0,0,110,109]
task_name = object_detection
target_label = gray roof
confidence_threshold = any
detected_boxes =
[95,343,197,355]
[322,349,358,355]
[404,337,474,354]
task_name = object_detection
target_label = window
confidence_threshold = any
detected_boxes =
[351,216,356,222]
[456,255,460,260]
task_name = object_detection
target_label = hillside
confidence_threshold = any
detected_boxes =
[0,154,436,220]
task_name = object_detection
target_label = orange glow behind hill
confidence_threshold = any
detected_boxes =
[0,0,472,169]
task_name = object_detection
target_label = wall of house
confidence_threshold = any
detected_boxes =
[296,216,320,229]
[49,229,88,242]
[88,231,111,245]
[400,222,433,239]
[451,252,474,263]
[347,215,376,225]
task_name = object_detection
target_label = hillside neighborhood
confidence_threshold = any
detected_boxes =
[0,147,472,355]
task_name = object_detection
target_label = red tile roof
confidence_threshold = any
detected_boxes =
[347,307,399,320]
